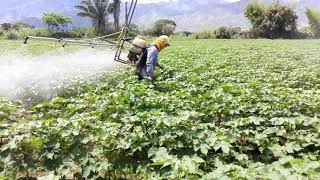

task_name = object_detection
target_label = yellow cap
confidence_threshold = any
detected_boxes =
[159,35,170,46]
[155,35,170,50]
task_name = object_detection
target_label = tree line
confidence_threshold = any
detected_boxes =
[1,0,320,40]
[190,2,320,40]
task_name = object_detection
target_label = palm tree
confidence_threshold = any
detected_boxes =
[75,0,110,34]
[110,0,121,31]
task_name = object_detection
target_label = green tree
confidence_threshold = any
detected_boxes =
[75,0,111,35]
[144,19,177,36]
[155,19,176,36]
[146,19,176,36]
[305,7,320,37]
[42,13,71,32]
[244,2,298,39]
[244,1,266,36]
[260,3,297,39]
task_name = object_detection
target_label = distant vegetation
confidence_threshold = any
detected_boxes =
[189,2,320,40]
[144,19,177,36]
[305,8,320,38]
[244,2,298,39]
[42,13,72,32]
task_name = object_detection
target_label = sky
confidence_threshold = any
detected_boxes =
[130,0,240,4]
[132,0,302,3]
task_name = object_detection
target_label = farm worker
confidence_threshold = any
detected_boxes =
[137,35,170,81]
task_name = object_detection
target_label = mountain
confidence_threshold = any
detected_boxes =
[0,0,91,28]
[1,0,320,32]
[132,0,249,31]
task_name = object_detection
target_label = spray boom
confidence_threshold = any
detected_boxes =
[23,0,139,65]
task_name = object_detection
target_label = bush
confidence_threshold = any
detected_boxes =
[143,28,155,36]
[5,30,19,40]
[192,27,241,39]
[192,30,215,39]
[305,8,320,38]
[170,32,192,40]
[18,28,53,38]
[11,22,34,31]
[245,2,298,39]
[70,27,87,38]
[1,23,11,31]
[127,24,140,37]
[238,30,257,39]
[0,29,4,37]
[84,28,97,38]
[7,27,98,39]
[214,27,231,39]
[298,27,313,39]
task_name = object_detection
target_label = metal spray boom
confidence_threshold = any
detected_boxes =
[24,0,139,65]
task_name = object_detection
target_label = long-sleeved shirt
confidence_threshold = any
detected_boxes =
[139,46,159,78]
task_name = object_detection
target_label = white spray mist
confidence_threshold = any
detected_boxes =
[0,48,123,102]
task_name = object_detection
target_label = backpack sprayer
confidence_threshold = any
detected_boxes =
[23,0,146,66]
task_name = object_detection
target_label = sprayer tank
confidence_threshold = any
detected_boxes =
[130,36,146,54]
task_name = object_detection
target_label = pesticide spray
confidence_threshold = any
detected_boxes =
[0,48,122,103]
[2,0,140,105]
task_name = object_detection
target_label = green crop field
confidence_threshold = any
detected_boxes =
[0,40,79,55]
[1,39,320,179]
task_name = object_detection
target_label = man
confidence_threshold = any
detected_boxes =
[137,35,170,81]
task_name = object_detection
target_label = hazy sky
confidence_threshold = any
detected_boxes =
[133,0,301,3]
[131,0,240,4]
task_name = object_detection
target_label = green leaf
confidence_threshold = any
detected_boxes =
[221,142,230,154]
[200,144,209,155]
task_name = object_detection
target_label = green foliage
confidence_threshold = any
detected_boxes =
[0,98,17,123]
[192,30,215,39]
[305,8,320,38]
[126,24,140,37]
[11,22,34,31]
[170,32,192,40]
[42,13,72,32]
[1,40,320,178]
[261,3,298,39]
[215,27,232,39]
[18,28,53,38]
[1,23,12,31]
[14,27,98,39]
[245,2,298,39]
[1,22,33,33]
[70,27,87,38]
[75,0,111,35]
[145,19,177,36]
[5,30,19,40]
[84,27,98,38]
[192,27,241,39]
[0,29,4,37]
[244,1,266,36]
